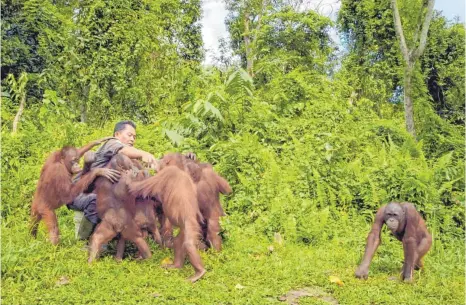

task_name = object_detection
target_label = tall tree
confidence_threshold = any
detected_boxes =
[225,1,333,79]
[255,8,333,74]
[225,0,271,77]
[390,0,435,137]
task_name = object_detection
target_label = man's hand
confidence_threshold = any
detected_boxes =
[185,152,197,161]
[141,152,157,169]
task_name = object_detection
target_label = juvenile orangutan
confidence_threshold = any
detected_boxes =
[30,137,119,245]
[128,164,206,282]
[156,153,231,251]
[87,154,152,263]
[114,161,162,261]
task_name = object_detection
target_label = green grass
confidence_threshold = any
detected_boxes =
[2,211,464,305]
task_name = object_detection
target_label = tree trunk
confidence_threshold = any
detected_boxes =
[403,64,416,137]
[80,103,87,123]
[243,11,253,77]
[390,0,435,139]
[12,93,25,133]
[80,84,90,123]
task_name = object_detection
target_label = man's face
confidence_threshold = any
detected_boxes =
[115,125,136,146]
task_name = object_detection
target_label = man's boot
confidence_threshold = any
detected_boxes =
[74,211,95,240]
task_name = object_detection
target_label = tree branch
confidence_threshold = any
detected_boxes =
[412,1,424,44]
[412,0,435,60]
[390,0,410,64]
[243,10,253,76]
[12,92,25,134]
[252,0,268,46]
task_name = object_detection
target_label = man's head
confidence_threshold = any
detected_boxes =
[113,121,136,146]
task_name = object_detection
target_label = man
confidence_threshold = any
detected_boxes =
[69,120,194,240]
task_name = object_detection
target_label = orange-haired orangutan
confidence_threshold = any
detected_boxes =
[88,154,153,263]
[156,153,231,251]
[30,137,120,245]
[128,164,206,282]
[355,202,432,282]
[114,160,162,261]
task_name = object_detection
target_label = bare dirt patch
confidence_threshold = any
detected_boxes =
[278,287,338,305]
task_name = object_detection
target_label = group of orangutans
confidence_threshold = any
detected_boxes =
[30,138,432,283]
[30,138,231,282]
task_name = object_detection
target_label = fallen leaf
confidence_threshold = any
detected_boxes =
[161,257,173,266]
[329,275,344,286]
[56,276,70,286]
[150,292,161,298]
[235,284,245,289]
[274,233,283,245]
[268,245,274,252]
[253,254,263,260]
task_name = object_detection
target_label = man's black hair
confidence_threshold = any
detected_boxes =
[113,120,136,136]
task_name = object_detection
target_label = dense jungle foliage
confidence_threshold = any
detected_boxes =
[2,0,464,304]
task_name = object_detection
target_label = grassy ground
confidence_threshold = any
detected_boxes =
[2,211,464,305]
